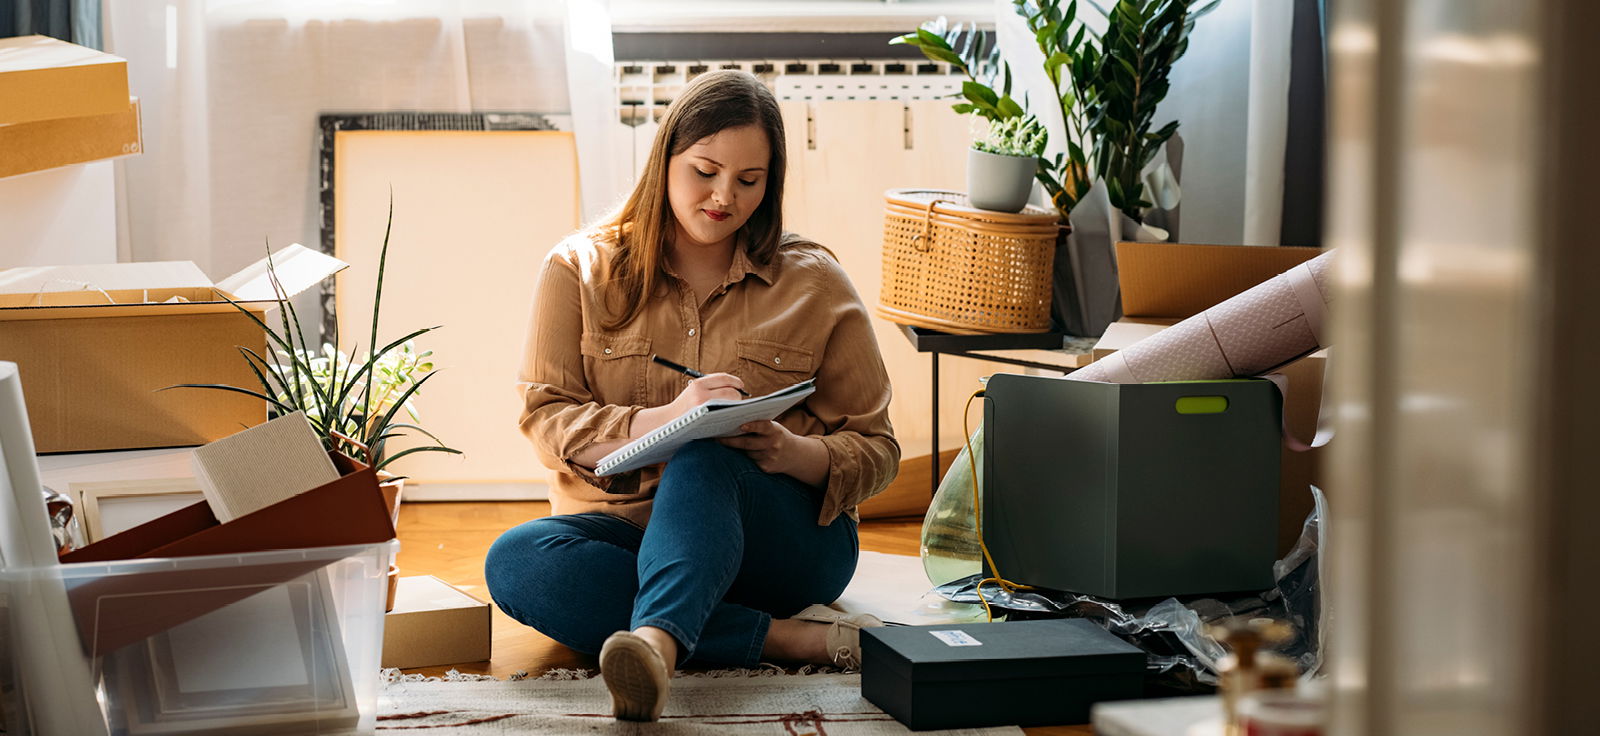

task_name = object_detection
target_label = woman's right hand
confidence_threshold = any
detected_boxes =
[671,373,746,413]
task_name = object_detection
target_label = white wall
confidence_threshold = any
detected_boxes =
[0,162,118,267]
[1153,0,1256,244]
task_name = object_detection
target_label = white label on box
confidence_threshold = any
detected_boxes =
[930,630,983,647]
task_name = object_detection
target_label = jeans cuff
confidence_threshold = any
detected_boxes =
[632,617,695,666]
[744,612,772,668]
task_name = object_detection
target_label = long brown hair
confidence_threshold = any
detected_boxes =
[597,70,788,330]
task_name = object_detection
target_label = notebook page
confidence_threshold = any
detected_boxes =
[596,379,817,476]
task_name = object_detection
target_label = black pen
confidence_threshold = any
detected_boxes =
[651,354,750,396]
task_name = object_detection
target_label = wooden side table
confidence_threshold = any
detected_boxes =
[896,325,1096,495]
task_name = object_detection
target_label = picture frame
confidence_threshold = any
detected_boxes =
[69,477,207,543]
[105,570,359,735]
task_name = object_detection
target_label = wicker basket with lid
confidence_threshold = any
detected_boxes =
[878,189,1062,334]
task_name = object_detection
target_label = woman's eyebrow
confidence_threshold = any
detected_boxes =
[692,155,767,173]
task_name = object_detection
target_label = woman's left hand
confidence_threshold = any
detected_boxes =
[719,421,830,487]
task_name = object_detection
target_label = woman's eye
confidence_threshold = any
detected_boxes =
[738,179,758,187]
[695,169,715,178]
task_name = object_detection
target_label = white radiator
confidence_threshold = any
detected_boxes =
[611,59,966,181]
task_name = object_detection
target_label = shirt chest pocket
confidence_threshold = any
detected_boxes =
[733,338,815,397]
[580,333,652,405]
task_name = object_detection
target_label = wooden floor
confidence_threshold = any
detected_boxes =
[396,500,1093,735]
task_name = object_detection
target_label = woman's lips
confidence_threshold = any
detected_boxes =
[703,209,731,222]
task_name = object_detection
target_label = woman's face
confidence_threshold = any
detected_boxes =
[666,124,770,252]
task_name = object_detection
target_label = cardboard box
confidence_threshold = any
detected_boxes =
[382,575,492,669]
[984,374,1283,599]
[0,35,130,126]
[1116,241,1324,322]
[1096,242,1327,556]
[861,619,1144,730]
[0,96,142,179]
[0,244,347,453]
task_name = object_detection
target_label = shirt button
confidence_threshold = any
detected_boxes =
[774,356,782,364]
[603,347,612,355]
[687,328,697,337]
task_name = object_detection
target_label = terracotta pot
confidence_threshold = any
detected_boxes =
[378,473,405,612]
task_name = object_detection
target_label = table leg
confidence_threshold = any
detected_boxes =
[930,351,939,497]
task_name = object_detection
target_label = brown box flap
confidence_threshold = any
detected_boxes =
[1117,242,1323,319]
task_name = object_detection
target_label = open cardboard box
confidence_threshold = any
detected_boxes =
[0,244,347,453]
[1092,242,1326,556]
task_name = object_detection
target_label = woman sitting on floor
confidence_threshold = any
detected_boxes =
[485,69,900,722]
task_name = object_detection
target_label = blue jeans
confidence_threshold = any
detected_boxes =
[484,440,860,667]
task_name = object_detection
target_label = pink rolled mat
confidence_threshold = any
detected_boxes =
[1071,250,1334,384]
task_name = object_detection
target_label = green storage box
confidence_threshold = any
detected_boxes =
[982,374,1281,599]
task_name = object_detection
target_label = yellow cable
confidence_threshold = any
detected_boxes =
[962,388,1033,622]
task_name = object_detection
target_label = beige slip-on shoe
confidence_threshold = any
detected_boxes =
[789,604,885,669]
[599,631,671,721]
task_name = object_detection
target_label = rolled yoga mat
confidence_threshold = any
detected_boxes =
[1070,250,1334,384]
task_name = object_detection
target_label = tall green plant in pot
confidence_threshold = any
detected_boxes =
[896,0,1216,222]
[169,202,460,494]
[169,201,459,608]
[1064,0,1216,223]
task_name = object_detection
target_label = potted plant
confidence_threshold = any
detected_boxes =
[968,114,1048,213]
[896,0,1215,222]
[895,0,1215,336]
[169,203,460,607]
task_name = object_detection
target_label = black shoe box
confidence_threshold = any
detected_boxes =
[860,618,1145,731]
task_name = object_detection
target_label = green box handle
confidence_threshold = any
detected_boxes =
[1174,396,1230,414]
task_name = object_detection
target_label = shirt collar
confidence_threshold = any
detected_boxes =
[730,243,778,286]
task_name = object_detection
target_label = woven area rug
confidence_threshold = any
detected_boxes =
[378,670,1021,735]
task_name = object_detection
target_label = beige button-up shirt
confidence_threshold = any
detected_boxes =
[517,230,899,527]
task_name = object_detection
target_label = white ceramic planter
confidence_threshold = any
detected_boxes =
[966,148,1037,213]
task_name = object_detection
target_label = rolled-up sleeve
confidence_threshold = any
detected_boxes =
[807,280,900,525]
[516,250,641,494]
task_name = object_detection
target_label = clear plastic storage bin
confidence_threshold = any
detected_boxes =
[2,540,396,736]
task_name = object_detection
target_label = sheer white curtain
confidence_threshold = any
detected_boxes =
[104,0,616,277]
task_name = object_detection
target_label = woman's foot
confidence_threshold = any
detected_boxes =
[599,629,674,721]
[764,605,883,668]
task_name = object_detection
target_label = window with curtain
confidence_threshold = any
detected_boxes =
[2,0,102,49]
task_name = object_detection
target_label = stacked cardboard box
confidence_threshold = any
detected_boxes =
[0,35,142,179]
[1090,242,1327,556]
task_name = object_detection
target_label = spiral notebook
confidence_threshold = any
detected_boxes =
[596,379,817,477]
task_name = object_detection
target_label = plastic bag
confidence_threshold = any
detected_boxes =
[932,485,1328,691]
